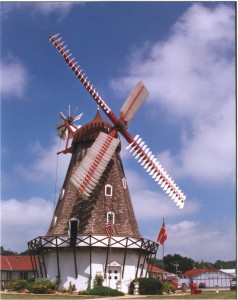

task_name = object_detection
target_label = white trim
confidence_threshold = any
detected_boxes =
[107,211,115,224]
[122,177,127,189]
[105,184,113,196]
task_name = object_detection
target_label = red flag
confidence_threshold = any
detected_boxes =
[157,220,167,245]
[105,213,115,238]
[105,222,114,238]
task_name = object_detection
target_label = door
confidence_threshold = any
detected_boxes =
[107,265,121,289]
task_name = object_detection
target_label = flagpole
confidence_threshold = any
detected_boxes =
[162,217,165,261]
[162,243,164,262]
[109,236,111,288]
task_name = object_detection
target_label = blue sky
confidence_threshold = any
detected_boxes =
[1,2,236,263]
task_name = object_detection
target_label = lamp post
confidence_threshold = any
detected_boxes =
[174,262,179,275]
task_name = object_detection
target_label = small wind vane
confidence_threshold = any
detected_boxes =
[49,33,186,209]
[56,105,83,154]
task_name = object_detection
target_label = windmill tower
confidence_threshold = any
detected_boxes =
[28,34,186,293]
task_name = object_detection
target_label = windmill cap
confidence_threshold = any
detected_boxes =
[73,110,120,148]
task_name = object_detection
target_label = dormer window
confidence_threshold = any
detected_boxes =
[69,218,79,247]
[105,184,113,196]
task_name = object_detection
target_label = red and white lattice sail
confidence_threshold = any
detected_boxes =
[50,33,186,209]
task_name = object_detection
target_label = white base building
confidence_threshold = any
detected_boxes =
[28,234,158,293]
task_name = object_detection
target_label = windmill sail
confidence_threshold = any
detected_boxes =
[126,135,186,209]
[71,131,120,199]
[50,33,186,208]
[120,81,149,124]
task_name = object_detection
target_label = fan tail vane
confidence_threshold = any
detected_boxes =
[70,132,120,199]
[56,124,67,140]
[120,81,149,124]
[56,106,83,153]
[126,135,186,209]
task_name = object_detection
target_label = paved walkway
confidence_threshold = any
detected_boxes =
[90,292,191,300]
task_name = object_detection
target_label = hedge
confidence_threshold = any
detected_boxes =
[129,278,163,295]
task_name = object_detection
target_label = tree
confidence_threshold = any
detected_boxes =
[150,258,165,269]
[194,260,213,269]
[214,260,236,269]
[163,254,194,274]
[0,246,17,255]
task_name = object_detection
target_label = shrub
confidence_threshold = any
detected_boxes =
[31,279,56,294]
[129,278,163,295]
[5,280,28,291]
[1,281,6,291]
[5,281,15,291]
[93,273,104,287]
[162,282,176,293]
[88,286,124,296]
[26,281,34,293]
[79,289,90,295]
[67,281,76,292]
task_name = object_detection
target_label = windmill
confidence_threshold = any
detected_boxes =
[27,34,186,293]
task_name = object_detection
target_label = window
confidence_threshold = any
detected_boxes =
[107,211,115,224]
[20,272,28,280]
[105,184,113,196]
[53,216,57,226]
[122,177,127,189]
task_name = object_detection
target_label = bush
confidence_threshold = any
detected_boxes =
[67,281,76,292]
[5,281,15,291]
[1,281,6,291]
[93,273,104,287]
[163,282,176,293]
[5,280,28,291]
[129,278,163,295]
[25,281,34,293]
[87,286,124,296]
[31,280,56,294]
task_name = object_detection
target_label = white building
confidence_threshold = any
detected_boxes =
[184,268,235,288]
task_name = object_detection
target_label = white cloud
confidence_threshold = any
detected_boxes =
[1,197,54,252]
[33,2,82,18]
[1,2,83,19]
[132,189,200,220]
[125,169,200,220]
[15,137,70,189]
[110,3,235,184]
[161,220,236,262]
[1,56,29,98]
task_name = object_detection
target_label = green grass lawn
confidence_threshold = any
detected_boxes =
[0,291,236,299]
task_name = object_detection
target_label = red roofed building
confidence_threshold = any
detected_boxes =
[148,265,179,289]
[184,268,234,288]
[148,265,166,281]
[0,255,35,281]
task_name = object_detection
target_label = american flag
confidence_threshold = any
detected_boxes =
[105,213,115,238]
[157,219,167,245]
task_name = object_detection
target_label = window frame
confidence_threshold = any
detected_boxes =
[106,211,115,224]
[122,177,127,189]
[105,184,113,196]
